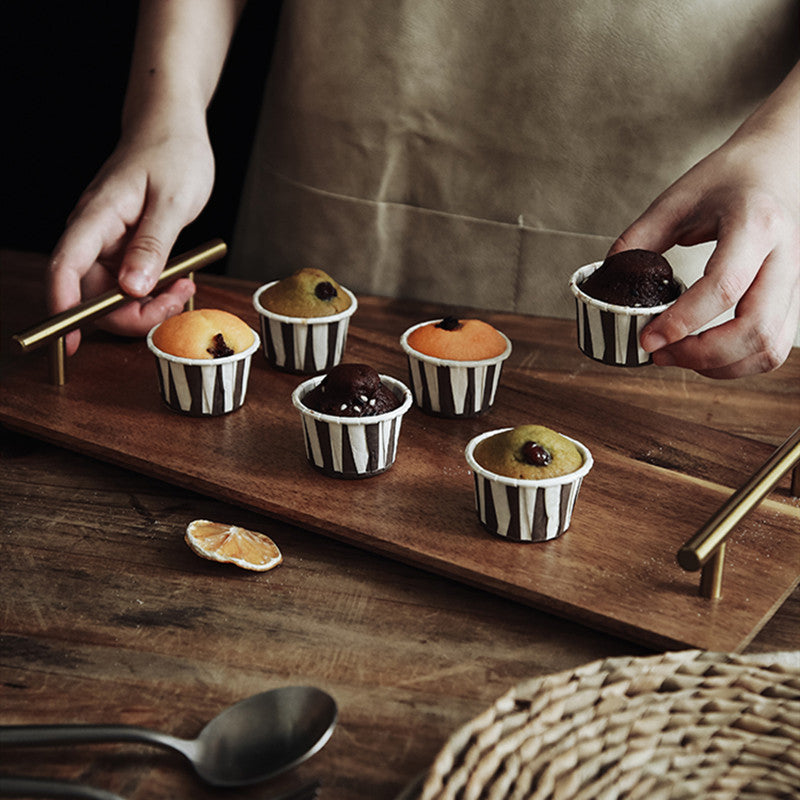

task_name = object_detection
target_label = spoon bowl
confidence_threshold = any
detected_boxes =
[0,685,337,787]
[193,685,337,785]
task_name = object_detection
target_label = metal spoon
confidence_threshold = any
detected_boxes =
[0,686,337,788]
[0,776,321,800]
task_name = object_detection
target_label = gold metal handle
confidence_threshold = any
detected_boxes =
[12,239,227,384]
[677,426,800,599]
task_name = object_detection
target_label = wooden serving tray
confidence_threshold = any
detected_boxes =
[2,279,798,652]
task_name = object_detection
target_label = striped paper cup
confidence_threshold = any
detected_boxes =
[465,429,593,542]
[146,325,260,417]
[252,282,357,374]
[400,321,512,418]
[570,262,684,367]
[292,374,412,479]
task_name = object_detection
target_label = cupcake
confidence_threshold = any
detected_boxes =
[400,316,512,418]
[570,249,684,367]
[252,267,357,374]
[292,363,412,479]
[147,309,260,416]
[465,425,593,542]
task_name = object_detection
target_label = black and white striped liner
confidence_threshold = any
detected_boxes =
[570,262,683,367]
[292,375,412,479]
[400,321,512,417]
[253,283,357,374]
[147,327,259,417]
[466,429,593,542]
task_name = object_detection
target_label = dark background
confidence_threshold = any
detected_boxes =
[2,2,282,268]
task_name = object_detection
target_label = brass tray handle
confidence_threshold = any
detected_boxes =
[677,426,800,599]
[12,239,227,385]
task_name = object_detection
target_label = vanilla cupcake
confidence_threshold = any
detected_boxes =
[400,316,512,418]
[570,250,684,367]
[147,309,259,416]
[252,267,357,374]
[466,425,593,542]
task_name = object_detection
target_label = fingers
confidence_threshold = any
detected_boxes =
[48,206,128,356]
[641,197,783,351]
[649,243,799,377]
[118,188,195,298]
[47,193,193,355]
[653,284,798,378]
[607,177,713,258]
[98,277,197,338]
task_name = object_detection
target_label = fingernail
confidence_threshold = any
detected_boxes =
[123,271,151,296]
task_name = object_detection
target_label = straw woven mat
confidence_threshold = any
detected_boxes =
[419,649,800,800]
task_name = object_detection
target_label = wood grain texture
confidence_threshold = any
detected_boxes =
[1,250,798,800]
[1,428,648,800]
[2,255,798,652]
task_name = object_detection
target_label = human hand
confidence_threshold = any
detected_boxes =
[47,127,215,355]
[609,144,799,378]
[609,66,800,379]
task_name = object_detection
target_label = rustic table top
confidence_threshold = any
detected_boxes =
[1,249,798,800]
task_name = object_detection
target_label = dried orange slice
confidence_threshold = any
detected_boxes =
[185,520,282,572]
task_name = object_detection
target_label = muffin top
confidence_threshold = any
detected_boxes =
[580,249,681,307]
[152,309,253,359]
[406,317,508,360]
[473,425,583,480]
[259,267,351,317]
[303,363,400,417]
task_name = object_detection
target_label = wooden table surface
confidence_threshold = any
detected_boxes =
[1,249,798,800]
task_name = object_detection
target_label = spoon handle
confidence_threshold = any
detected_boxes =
[0,724,185,755]
[0,776,125,799]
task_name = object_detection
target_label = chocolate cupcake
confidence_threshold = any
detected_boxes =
[580,250,681,307]
[292,364,412,479]
[570,250,684,367]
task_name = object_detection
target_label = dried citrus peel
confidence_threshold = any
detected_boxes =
[185,520,282,572]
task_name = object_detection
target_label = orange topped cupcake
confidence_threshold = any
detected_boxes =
[400,317,512,417]
[405,316,507,361]
[147,309,260,416]
[152,309,254,360]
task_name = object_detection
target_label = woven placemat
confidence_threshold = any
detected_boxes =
[419,650,800,800]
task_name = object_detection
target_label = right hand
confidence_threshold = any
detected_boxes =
[47,126,215,355]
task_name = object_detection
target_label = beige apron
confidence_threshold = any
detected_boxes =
[229,0,797,319]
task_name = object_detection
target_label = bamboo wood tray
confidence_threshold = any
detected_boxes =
[2,279,798,652]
